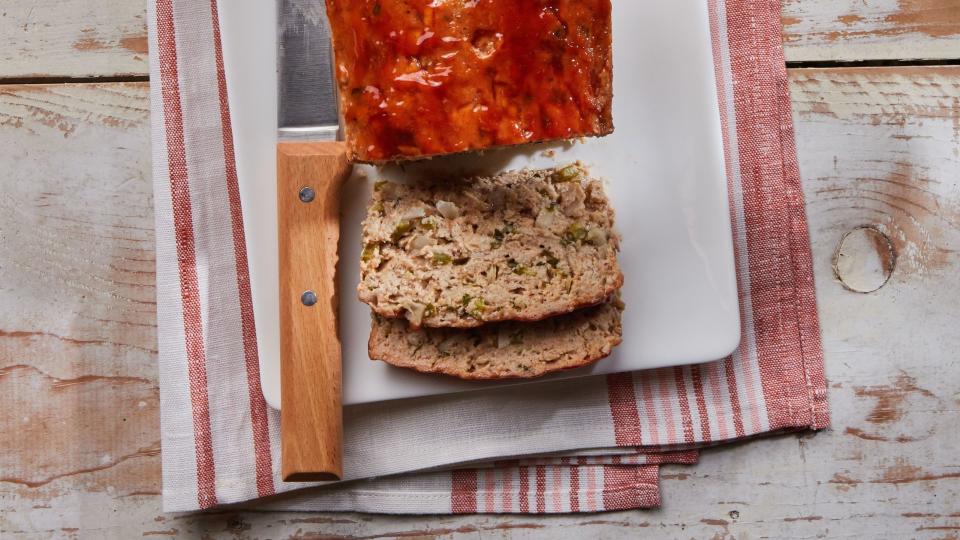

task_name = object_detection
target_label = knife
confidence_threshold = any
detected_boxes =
[276,0,352,482]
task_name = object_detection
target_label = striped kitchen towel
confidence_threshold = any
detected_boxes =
[151,0,829,513]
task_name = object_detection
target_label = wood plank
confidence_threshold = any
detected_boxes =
[2,69,959,537]
[0,1,147,79]
[0,83,159,506]
[782,0,960,62]
[1,1,960,78]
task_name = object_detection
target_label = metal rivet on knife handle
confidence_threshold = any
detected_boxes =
[301,290,318,306]
[299,186,316,203]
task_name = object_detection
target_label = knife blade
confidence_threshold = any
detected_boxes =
[276,0,352,483]
[278,0,340,140]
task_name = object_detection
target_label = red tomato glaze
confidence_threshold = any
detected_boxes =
[325,0,613,162]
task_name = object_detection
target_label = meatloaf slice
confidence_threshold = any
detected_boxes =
[369,298,623,379]
[358,166,622,328]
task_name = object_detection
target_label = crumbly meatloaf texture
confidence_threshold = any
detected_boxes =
[324,0,613,163]
[359,166,623,328]
[369,299,623,379]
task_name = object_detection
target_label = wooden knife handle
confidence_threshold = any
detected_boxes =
[277,141,352,482]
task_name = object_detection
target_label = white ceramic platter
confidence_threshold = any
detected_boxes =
[218,0,740,408]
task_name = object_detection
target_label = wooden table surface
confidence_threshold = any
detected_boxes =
[2,1,959,538]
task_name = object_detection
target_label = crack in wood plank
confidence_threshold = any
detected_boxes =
[1,444,160,488]
[0,363,153,387]
[0,329,158,354]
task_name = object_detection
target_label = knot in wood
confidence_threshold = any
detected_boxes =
[833,226,896,293]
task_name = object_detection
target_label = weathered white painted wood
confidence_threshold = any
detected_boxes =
[0,1,147,79]
[782,0,960,62]
[0,83,161,511]
[2,71,960,539]
[1,1,959,78]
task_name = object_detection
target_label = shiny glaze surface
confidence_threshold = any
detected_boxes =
[325,0,613,161]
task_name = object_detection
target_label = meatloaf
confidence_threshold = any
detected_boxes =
[324,0,614,162]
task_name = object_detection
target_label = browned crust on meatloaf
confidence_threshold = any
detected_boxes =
[368,299,623,380]
[325,0,614,163]
[358,166,623,328]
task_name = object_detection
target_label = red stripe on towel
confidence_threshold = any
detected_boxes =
[518,466,530,513]
[451,470,478,513]
[207,0,275,498]
[156,0,217,509]
[569,466,581,512]
[535,466,546,513]
[691,364,713,441]
[606,373,642,445]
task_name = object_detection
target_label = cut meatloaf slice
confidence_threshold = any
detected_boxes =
[324,0,613,162]
[358,166,623,328]
[368,298,623,380]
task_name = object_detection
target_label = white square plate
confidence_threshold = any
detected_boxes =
[219,0,740,408]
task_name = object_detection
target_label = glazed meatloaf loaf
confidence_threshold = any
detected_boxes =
[369,298,623,379]
[358,166,622,328]
[324,0,614,162]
